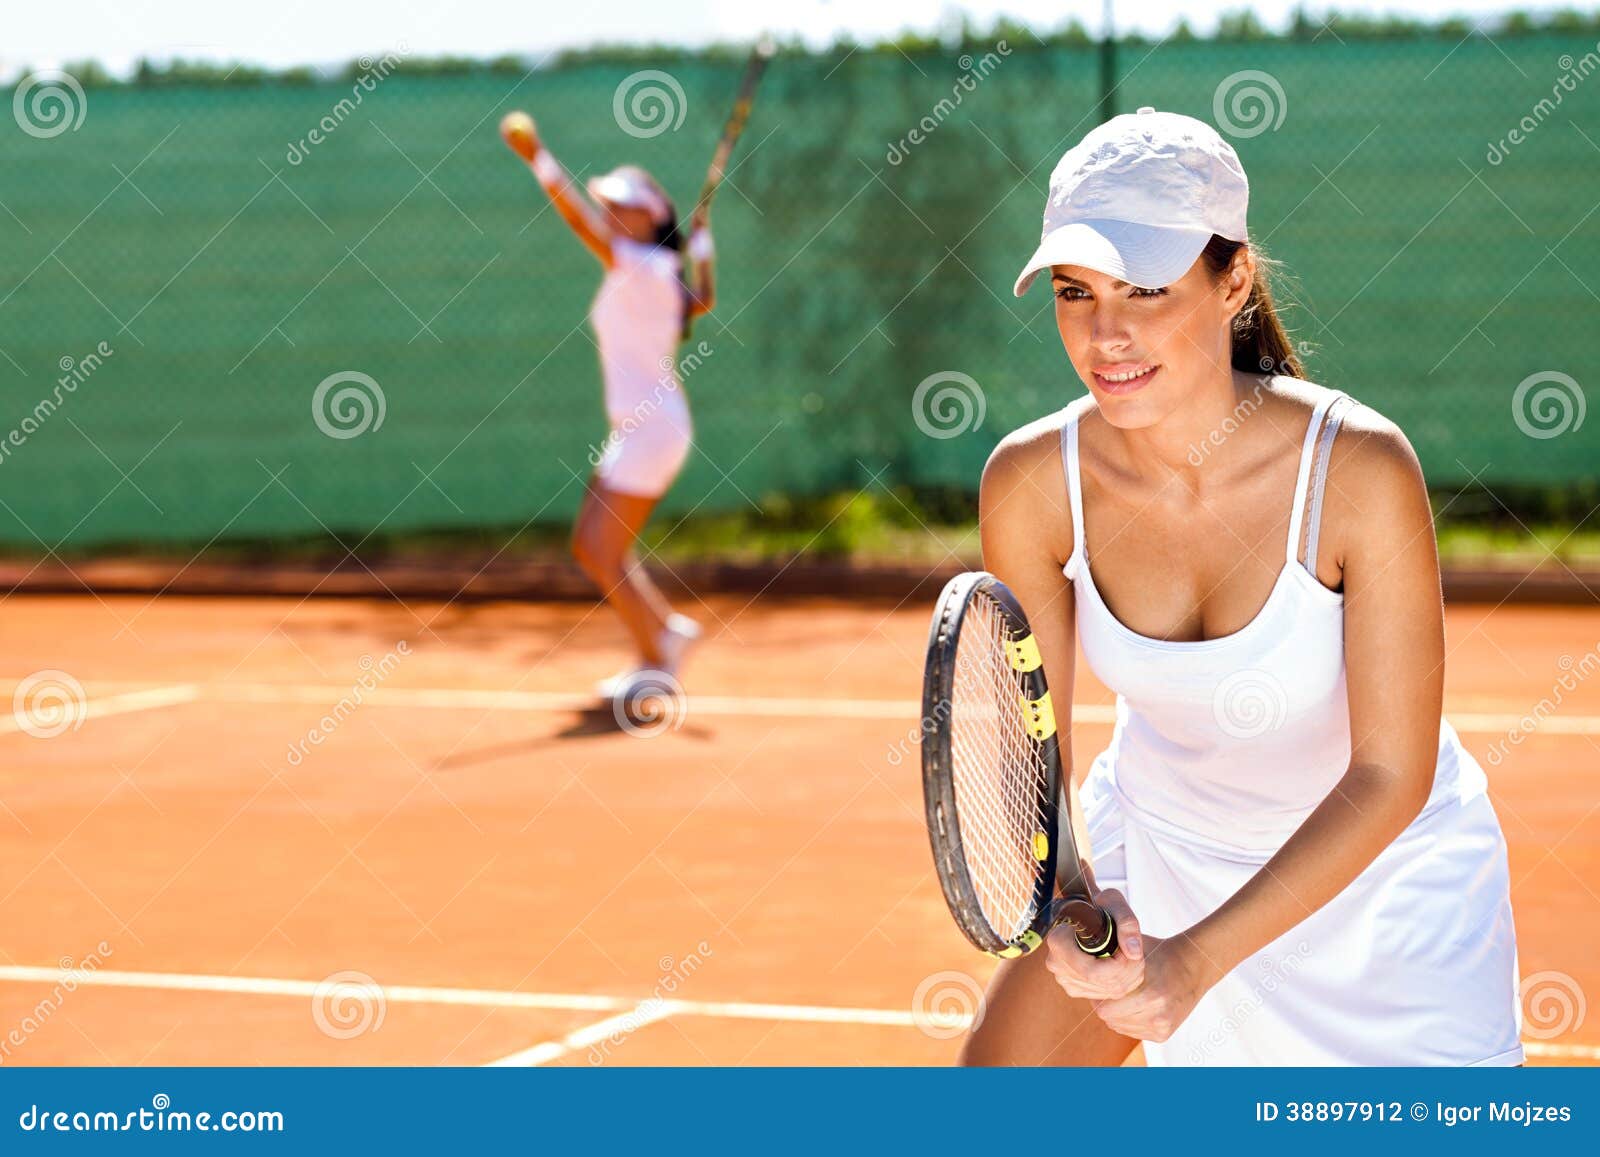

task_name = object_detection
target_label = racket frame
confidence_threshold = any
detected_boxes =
[922,571,1065,958]
[692,39,773,223]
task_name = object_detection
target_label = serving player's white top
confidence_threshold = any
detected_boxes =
[1059,387,1523,1066]
[590,237,684,424]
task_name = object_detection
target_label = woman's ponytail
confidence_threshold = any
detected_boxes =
[1201,235,1303,378]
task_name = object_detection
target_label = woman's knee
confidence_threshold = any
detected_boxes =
[955,955,1137,1067]
[572,536,621,585]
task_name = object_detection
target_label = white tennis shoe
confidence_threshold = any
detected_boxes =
[593,614,702,698]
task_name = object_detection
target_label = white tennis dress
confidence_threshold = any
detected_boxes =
[589,236,692,497]
[1060,388,1524,1066]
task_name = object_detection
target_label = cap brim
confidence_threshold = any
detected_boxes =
[1012,220,1214,296]
[587,174,641,207]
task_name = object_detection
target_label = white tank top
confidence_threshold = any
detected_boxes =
[1060,387,1523,1066]
[589,237,684,423]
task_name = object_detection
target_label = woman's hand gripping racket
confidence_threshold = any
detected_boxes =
[921,571,1118,960]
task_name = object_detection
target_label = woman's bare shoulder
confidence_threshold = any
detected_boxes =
[1268,374,1418,476]
[980,406,1080,555]
[1270,377,1429,571]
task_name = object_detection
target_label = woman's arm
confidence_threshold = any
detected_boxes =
[499,112,613,268]
[959,419,1144,1065]
[685,209,716,319]
[1096,410,1444,1039]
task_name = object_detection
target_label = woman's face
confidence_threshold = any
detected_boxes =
[599,199,658,244]
[1051,252,1252,427]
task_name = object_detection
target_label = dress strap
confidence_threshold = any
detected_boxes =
[1302,394,1357,577]
[1058,395,1093,581]
[1285,392,1342,567]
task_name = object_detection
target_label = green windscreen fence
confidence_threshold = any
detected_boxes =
[1,34,1596,549]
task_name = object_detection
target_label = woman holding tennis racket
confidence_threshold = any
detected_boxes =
[499,112,712,696]
[960,107,1521,1066]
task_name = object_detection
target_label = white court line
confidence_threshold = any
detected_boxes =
[204,682,930,720]
[487,1002,674,1067]
[0,684,198,735]
[0,964,1593,1061]
[1525,1041,1600,1060]
[0,965,922,1026]
[6,677,1596,734]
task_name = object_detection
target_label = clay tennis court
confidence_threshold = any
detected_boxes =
[2,590,1596,1066]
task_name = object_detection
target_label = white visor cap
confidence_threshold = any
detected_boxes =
[1013,107,1249,296]
[586,166,671,224]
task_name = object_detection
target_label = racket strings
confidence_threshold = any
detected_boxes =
[948,594,1052,942]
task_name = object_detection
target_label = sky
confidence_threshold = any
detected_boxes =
[2,0,1572,81]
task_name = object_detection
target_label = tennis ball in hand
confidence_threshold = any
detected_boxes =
[499,111,539,160]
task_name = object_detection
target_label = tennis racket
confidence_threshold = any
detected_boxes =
[921,571,1118,960]
[690,38,775,226]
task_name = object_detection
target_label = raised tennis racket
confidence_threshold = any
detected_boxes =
[691,38,774,225]
[921,571,1118,959]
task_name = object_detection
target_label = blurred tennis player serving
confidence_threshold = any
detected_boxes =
[500,112,712,698]
[962,107,1522,1066]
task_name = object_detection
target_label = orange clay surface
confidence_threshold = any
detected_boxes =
[0,594,1596,1066]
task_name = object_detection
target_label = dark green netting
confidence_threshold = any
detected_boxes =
[1,34,1595,548]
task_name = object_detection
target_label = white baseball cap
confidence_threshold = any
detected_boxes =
[1012,107,1249,297]
[587,165,671,224]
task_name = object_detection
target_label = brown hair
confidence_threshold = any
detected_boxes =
[1199,235,1303,378]
[629,169,692,338]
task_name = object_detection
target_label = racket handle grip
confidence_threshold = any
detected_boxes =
[1052,896,1119,959]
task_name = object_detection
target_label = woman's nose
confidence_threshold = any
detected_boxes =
[1089,302,1131,351]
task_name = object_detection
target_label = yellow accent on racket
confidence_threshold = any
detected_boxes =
[1005,633,1043,673]
[1022,690,1056,740]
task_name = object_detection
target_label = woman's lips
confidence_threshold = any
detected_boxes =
[1092,363,1159,395]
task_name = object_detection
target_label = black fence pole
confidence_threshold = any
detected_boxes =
[1098,0,1117,123]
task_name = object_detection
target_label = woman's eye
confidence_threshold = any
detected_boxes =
[1054,285,1165,300]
